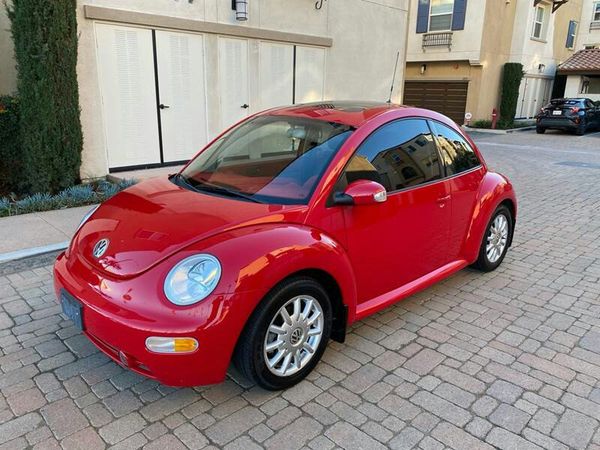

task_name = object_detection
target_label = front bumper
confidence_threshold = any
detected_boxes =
[53,252,254,387]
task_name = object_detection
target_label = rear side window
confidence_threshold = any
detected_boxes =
[429,121,481,176]
[339,118,441,193]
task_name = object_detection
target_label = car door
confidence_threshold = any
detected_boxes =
[428,120,485,262]
[586,99,598,127]
[336,118,452,304]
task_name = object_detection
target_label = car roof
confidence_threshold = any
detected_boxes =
[551,98,588,102]
[264,101,413,128]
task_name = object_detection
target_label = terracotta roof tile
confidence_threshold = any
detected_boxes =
[558,49,600,73]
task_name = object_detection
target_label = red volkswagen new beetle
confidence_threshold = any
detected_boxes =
[54,102,516,390]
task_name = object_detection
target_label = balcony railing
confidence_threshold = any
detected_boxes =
[591,21,600,31]
[422,32,453,50]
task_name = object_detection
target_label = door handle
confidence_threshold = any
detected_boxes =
[159,104,170,110]
[241,104,249,109]
[436,195,451,203]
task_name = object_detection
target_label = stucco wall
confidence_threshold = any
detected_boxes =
[576,0,600,49]
[405,0,519,121]
[405,0,485,64]
[564,74,600,100]
[76,0,409,178]
[510,0,583,77]
[0,5,17,95]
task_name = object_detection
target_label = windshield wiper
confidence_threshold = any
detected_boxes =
[195,181,264,204]
[173,174,262,204]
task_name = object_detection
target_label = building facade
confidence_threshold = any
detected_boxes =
[404,0,583,122]
[0,0,409,178]
[575,0,600,48]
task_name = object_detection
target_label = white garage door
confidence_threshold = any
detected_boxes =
[95,23,161,168]
[258,42,294,110]
[219,37,250,131]
[295,46,326,103]
[155,30,208,163]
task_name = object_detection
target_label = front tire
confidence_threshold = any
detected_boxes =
[536,126,546,134]
[233,277,332,390]
[472,205,512,272]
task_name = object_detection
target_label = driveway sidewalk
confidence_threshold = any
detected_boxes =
[0,205,93,262]
[0,166,177,263]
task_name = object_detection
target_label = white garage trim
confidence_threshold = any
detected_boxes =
[84,5,333,48]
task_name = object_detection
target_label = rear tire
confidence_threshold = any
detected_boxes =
[472,205,512,272]
[576,120,586,135]
[233,277,332,390]
[536,126,545,134]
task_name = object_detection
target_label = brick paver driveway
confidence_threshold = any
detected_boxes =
[1,129,600,450]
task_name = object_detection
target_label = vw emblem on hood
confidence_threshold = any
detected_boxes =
[92,239,109,258]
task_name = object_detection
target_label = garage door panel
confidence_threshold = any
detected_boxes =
[258,42,294,110]
[156,30,209,163]
[95,23,161,169]
[403,81,468,124]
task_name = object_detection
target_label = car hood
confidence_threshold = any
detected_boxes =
[72,177,307,278]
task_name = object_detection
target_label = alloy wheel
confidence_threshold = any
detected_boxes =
[263,295,324,377]
[486,213,509,263]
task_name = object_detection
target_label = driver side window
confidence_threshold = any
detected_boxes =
[338,118,441,193]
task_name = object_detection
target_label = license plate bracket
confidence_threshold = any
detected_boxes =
[60,289,84,331]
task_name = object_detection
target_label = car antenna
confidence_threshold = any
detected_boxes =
[387,51,400,104]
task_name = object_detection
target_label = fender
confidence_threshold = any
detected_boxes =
[463,171,517,263]
[175,223,358,376]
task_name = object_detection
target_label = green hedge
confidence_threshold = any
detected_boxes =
[0,96,22,194]
[499,63,524,126]
[7,0,83,194]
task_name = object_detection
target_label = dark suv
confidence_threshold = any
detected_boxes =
[536,98,599,135]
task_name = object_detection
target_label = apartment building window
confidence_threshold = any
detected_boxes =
[532,5,547,40]
[416,0,466,33]
[566,21,577,49]
[594,1,600,22]
[429,0,454,32]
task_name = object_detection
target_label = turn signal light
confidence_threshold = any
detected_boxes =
[145,337,198,354]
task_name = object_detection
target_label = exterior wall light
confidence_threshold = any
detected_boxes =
[233,0,249,21]
[315,0,327,9]
[538,63,546,73]
[420,64,427,75]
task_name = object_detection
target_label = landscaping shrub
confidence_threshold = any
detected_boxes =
[0,179,137,218]
[0,95,22,194]
[499,63,524,125]
[7,0,83,194]
[471,120,492,129]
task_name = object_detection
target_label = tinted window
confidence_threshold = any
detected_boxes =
[548,99,584,107]
[339,119,441,193]
[429,121,481,176]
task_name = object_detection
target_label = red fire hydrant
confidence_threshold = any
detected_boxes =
[491,108,498,129]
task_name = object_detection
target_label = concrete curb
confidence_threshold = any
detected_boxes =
[463,125,536,134]
[0,241,69,264]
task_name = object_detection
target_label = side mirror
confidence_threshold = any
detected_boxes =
[333,180,387,206]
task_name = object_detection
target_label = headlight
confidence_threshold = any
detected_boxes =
[164,254,221,306]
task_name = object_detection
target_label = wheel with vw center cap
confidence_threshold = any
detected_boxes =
[234,277,331,390]
[473,204,513,272]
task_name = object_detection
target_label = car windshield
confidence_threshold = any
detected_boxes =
[178,115,354,204]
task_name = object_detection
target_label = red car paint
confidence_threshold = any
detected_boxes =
[54,102,517,386]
